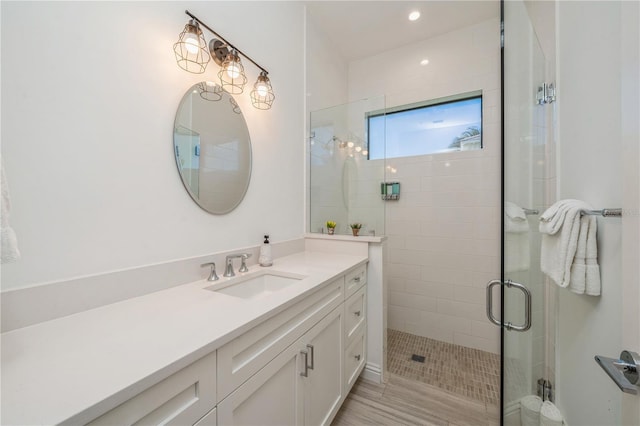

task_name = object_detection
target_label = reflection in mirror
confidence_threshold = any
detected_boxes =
[174,82,252,214]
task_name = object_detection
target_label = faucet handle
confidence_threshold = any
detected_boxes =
[239,253,252,273]
[201,262,219,282]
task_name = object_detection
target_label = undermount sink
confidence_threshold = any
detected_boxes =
[205,271,307,300]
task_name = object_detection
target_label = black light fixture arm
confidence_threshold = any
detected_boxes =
[185,10,269,75]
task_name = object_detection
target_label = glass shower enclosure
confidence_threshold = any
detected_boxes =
[308,97,386,236]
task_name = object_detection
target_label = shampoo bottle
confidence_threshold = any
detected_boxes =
[259,234,273,267]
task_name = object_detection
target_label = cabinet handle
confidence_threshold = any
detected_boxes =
[307,344,315,370]
[354,310,361,317]
[354,354,361,361]
[300,350,309,377]
[354,276,361,283]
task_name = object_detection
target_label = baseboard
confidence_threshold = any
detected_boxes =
[361,362,383,383]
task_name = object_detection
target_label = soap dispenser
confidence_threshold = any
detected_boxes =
[259,234,273,267]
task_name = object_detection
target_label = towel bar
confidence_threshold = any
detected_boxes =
[523,208,539,215]
[580,208,622,217]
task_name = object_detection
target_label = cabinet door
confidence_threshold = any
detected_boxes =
[303,307,344,426]
[217,341,304,426]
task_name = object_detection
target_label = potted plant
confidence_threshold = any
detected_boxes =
[349,223,362,237]
[326,221,337,235]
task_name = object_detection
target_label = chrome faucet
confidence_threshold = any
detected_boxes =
[224,253,252,277]
[200,262,219,281]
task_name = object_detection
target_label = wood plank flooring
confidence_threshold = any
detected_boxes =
[332,374,500,426]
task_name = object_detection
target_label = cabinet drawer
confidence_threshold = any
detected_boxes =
[344,329,366,393]
[344,265,366,299]
[344,286,366,344]
[217,278,344,400]
[88,351,216,426]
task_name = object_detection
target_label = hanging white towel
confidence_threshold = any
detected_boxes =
[540,401,565,426]
[539,199,600,295]
[1,159,20,263]
[505,201,530,272]
[520,395,542,426]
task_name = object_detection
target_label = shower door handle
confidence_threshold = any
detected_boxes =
[486,279,532,332]
[595,350,640,394]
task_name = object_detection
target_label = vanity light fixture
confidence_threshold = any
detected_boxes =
[174,10,275,109]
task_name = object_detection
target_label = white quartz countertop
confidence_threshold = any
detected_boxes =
[1,251,367,425]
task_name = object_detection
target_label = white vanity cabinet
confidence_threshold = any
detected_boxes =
[218,307,344,426]
[217,263,366,426]
[84,263,367,426]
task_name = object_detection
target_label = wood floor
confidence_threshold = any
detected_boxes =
[332,373,500,426]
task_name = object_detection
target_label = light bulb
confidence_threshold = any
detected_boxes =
[347,141,355,148]
[409,11,421,21]
[355,146,362,152]
[256,82,269,97]
[226,63,241,79]
[362,150,368,156]
[184,34,200,54]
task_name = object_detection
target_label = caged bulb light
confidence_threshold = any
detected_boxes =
[218,49,247,94]
[250,71,275,110]
[173,19,210,74]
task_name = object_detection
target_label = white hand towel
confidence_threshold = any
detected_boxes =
[540,401,565,426]
[520,395,542,426]
[568,214,601,295]
[539,199,600,293]
[1,160,20,263]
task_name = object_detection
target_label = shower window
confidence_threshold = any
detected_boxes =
[367,91,483,160]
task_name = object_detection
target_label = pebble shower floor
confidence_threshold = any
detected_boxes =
[387,329,501,406]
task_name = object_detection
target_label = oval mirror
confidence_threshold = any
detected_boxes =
[174,82,252,214]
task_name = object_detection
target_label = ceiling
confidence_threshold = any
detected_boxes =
[305,1,500,61]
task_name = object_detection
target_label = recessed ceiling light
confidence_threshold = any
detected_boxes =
[420,58,430,66]
[408,11,421,21]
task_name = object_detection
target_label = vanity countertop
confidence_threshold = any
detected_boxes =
[1,251,367,425]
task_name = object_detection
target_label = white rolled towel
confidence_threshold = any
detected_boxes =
[520,395,542,426]
[540,401,565,426]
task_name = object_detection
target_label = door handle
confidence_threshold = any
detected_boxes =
[595,350,640,394]
[486,279,532,332]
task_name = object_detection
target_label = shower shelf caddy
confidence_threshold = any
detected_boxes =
[381,182,400,201]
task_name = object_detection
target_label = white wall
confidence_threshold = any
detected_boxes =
[555,2,624,425]
[1,1,305,290]
[349,18,502,354]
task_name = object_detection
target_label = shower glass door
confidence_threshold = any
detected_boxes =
[502,1,639,425]
[502,1,548,423]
